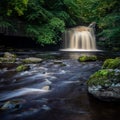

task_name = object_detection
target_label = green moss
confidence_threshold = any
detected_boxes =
[102,58,120,69]
[78,55,97,62]
[16,65,29,72]
[87,69,120,86]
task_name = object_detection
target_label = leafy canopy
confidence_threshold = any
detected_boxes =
[0,0,120,48]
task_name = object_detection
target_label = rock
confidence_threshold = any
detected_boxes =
[87,69,120,101]
[88,86,120,101]
[0,52,16,63]
[42,86,50,90]
[41,105,51,111]
[78,55,97,62]
[4,52,16,59]
[23,57,42,64]
[54,60,63,64]
[0,99,24,111]
[54,60,66,66]
[16,64,30,72]
[102,57,120,69]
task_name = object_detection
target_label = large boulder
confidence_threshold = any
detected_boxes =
[87,58,120,101]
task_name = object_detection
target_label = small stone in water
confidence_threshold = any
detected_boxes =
[0,100,23,111]
[41,105,51,111]
[42,86,50,90]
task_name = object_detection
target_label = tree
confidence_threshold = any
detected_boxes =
[0,0,81,45]
[0,0,119,49]
[75,0,120,49]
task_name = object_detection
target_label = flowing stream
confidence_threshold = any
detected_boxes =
[0,51,120,120]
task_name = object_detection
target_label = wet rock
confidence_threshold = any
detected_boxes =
[88,86,120,101]
[0,99,25,112]
[22,57,42,64]
[16,64,30,72]
[41,105,51,111]
[0,52,16,63]
[42,86,50,90]
[54,60,63,64]
[4,52,16,59]
[102,57,120,69]
[87,69,120,101]
[78,55,97,62]
[53,60,66,67]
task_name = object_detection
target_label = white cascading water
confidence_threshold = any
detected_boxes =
[60,25,98,51]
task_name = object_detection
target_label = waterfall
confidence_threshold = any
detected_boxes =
[60,25,99,52]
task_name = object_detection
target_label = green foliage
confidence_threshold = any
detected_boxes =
[26,17,65,45]
[54,11,75,26]
[75,0,120,49]
[78,55,97,62]
[25,0,80,44]
[102,58,120,69]
[0,0,28,16]
[0,0,119,46]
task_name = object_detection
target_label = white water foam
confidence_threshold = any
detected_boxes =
[0,88,49,101]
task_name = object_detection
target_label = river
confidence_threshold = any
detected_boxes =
[0,51,120,120]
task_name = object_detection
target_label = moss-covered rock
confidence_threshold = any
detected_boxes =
[78,55,97,62]
[87,69,120,101]
[4,52,16,59]
[16,65,30,72]
[87,57,120,101]
[0,52,16,63]
[87,69,120,87]
[102,57,120,69]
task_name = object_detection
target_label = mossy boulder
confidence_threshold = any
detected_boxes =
[22,57,42,64]
[87,69,120,101]
[78,55,97,62]
[102,57,120,69]
[0,52,16,63]
[16,65,30,72]
[87,69,120,87]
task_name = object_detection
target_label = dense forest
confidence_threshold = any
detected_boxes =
[0,0,120,50]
